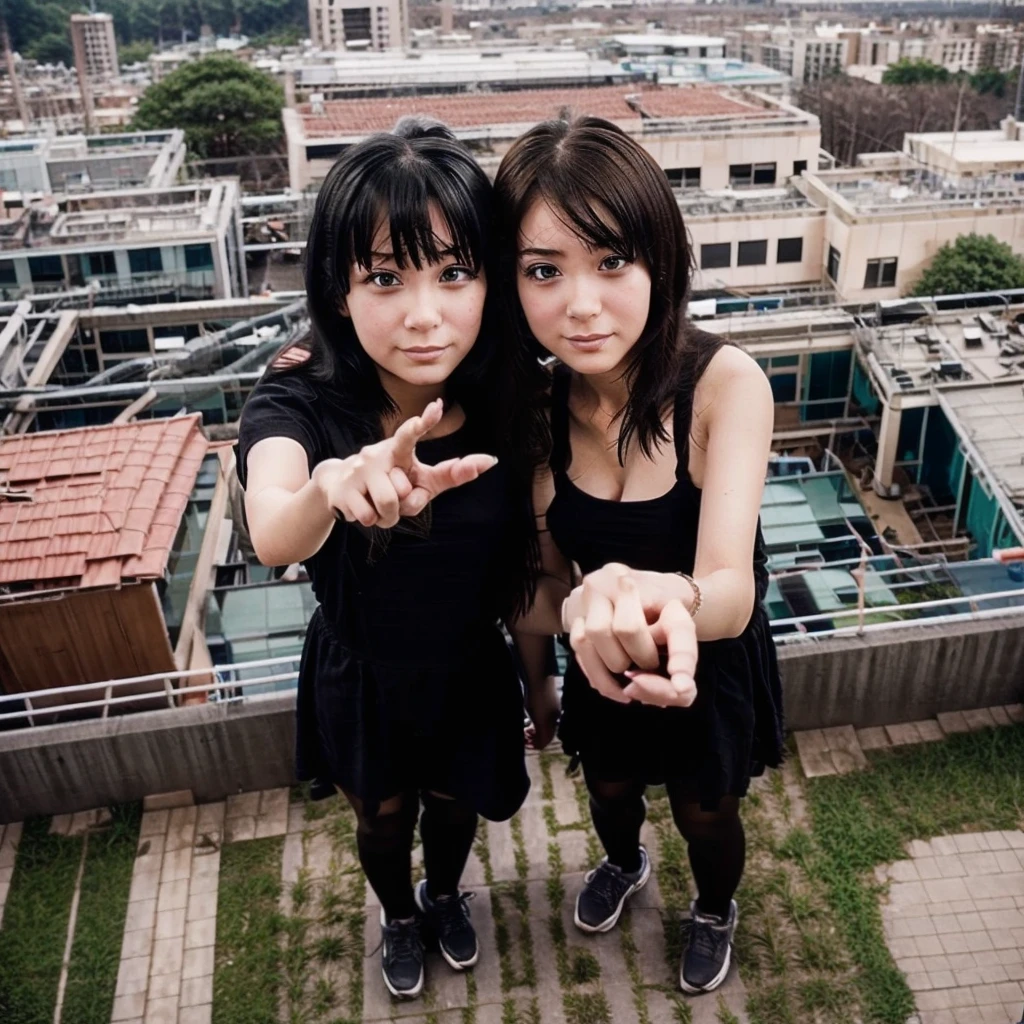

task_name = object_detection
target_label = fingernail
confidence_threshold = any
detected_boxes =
[623,670,638,679]
[490,456,499,466]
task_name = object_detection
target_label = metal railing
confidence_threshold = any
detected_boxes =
[0,655,300,727]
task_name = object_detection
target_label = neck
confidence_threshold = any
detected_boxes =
[575,361,630,421]
[378,368,447,434]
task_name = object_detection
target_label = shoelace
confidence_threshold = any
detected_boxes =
[432,891,475,940]
[689,914,727,961]
[585,863,632,915]
[371,918,422,961]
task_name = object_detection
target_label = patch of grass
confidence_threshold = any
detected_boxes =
[716,994,741,1024]
[213,836,286,1024]
[0,818,83,1024]
[563,990,612,1024]
[62,804,143,1024]
[804,726,1024,1024]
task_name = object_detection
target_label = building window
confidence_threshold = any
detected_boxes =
[864,257,898,289]
[827,245,841,282]
[793,160,807,176]
[183,243,214,272]
[777,237,803,263]
[129,248,163,274]
[729,162,777,187]
[701,243,731,270]
[737,240,768,266]
[29,255,63,283]
[665,167,701,189]
[100,328,150,354]
[86,251,117,276]
[0,261,15,285]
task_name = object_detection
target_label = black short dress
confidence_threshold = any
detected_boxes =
[235,372,530,821]
[548,346,785,811]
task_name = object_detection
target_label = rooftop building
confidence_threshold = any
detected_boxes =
[281,46,637,101]
[308,0,409,52]
[0,131,185,196]
[283,83,821,191]
[69,12,119,85]
[0,414,209,709]
[0,182,247,305]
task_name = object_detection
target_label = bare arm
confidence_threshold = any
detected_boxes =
[244,437,336,567]
[682,345,775,639]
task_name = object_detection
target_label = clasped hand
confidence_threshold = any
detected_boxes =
[562,563,698,709]
[313,398,497,529]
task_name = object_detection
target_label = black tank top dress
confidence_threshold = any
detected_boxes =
[547,359,785,811]
[236,373,530,821]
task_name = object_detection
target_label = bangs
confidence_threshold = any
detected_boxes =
[341,157,487,273]
[528,149,650,263]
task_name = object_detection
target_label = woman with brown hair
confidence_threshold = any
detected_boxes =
[497,116,785,995]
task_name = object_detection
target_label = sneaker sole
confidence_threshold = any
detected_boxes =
[678,903,738,994]
[382,963,425,1000]
[573,855,652,934]
[414,881,479,971]
[679,942,731,994]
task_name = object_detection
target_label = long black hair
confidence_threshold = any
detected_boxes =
[494,115,717,463]
[273,116,538,612]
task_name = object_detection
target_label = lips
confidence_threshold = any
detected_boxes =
[565,333,611,352]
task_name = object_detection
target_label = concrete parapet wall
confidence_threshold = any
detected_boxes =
[0,693,296,823]
[2,616,1023,822]
[778,614,1024,731]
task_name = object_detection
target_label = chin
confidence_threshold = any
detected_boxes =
[555,345,629,377]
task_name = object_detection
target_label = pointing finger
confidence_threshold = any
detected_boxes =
[390,399,444,465]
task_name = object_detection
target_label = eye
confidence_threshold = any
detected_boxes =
[367,271,400,288]
[524,264,560,281]
[600,255,630,271]
[439,265,476,283]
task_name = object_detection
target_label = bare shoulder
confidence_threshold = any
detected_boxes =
[694,343,772,419]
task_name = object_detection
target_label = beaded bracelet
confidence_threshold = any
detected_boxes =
[677,572,702,617]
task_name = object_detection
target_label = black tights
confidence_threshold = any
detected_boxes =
[585,770,745,921]
[341,788,479,922]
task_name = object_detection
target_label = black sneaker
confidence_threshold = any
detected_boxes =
[679,899,737,994]
[574,845,651,934]
[414,880,479,970]
[379,910,425,999]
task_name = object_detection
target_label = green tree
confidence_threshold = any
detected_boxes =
[119,39,154,64]
[882,59,951,86]
[25,30,73,65]
[969,66,1016,98]
[132,53,284,159]
[912,234,1024,297]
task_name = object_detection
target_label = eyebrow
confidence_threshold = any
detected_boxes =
[518,246,562,258]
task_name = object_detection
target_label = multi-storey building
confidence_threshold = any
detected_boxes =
[307,0,409,51]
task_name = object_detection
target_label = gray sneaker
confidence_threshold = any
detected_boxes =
[574,846,651,933]
[679,899,737,994]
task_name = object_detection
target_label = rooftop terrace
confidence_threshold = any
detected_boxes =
[295,84,782,139]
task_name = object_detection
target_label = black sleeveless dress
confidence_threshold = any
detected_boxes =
[547,357,785,811]
[236,372,530,821]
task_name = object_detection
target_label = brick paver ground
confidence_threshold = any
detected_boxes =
[881,830,1024,1024]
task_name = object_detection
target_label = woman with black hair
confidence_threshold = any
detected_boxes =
[495,117,785,996]
[236,118,553,1000]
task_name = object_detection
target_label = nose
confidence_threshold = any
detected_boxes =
[566,276,601,322]
[404,285,443,332]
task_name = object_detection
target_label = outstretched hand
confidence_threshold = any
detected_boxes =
[563,564,699,709]
[314,399,497,529]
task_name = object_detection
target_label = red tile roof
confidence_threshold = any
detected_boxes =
[0,415,208,590]
[299,84,773,138]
